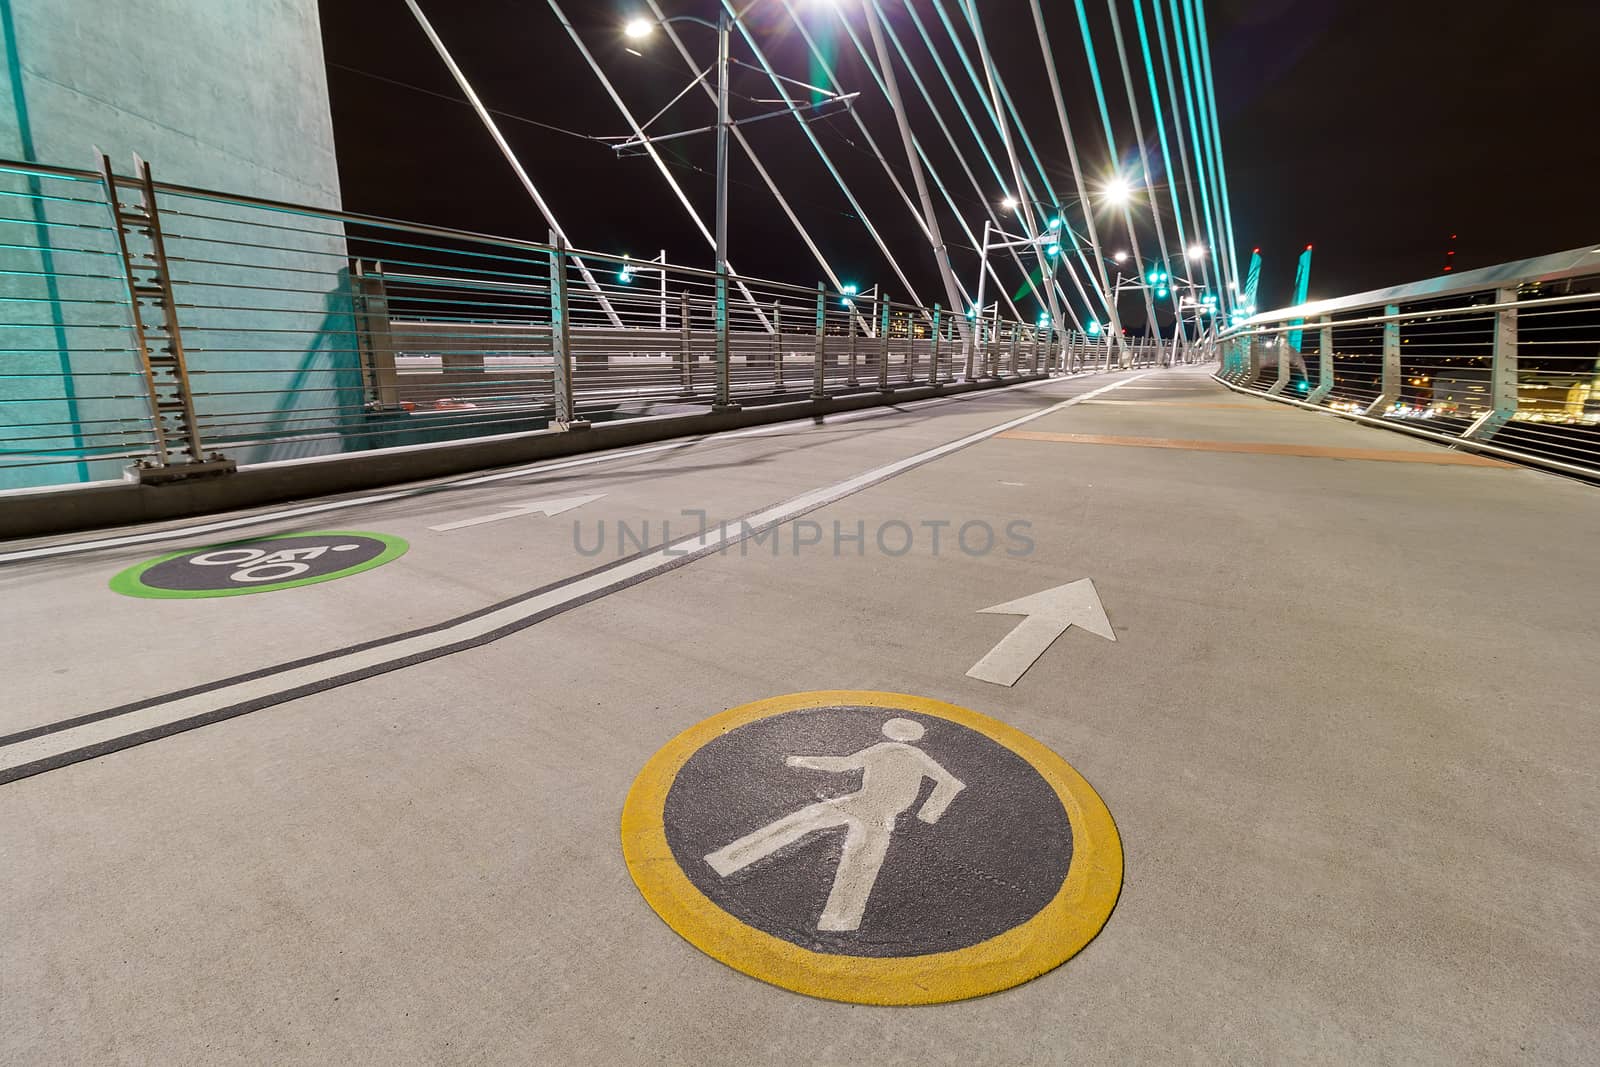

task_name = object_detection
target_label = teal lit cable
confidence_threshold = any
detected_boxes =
[1147,0,1214,302]
[1181,0,1233,302]
[935,0,1101,319]
[911,0,1089,320]
[1131,1,1192,275]
[1071,0,1120,159]
[1192,0,1240,295]
[1168,0,1227,316]
[1180,0,1228,291]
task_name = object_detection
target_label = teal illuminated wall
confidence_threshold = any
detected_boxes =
[1,0,352,489]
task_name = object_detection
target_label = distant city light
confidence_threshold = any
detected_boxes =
[1086,319,1102,335]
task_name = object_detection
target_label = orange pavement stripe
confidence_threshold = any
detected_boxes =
[995,430,1513,467]
[1081,400,1267,409]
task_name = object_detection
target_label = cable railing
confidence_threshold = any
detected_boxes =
[1215,244,1600,479]
[0,155,1202,493]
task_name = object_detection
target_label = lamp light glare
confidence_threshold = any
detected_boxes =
[623,17,653,39]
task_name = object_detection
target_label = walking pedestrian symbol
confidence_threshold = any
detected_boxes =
[621,691,1122,1005]
[704,717,965,933]
[110,531,408,599]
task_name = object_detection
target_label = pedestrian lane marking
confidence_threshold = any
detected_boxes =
[621,691,1122,1005]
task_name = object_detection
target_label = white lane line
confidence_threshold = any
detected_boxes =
[0,373,1147,779]
[0,374,1084,565]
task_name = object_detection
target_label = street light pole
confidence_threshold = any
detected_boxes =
[712,6,736,410]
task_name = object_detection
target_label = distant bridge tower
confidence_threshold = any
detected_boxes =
[1287,245,1313,353]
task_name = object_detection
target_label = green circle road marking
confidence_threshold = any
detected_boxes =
[109,531,408,599]
[621,691,1122,1005]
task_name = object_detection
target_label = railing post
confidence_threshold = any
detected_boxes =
[930,304,942,386]
[1307,316,1335,403]
[772,300,784,393]
[678,291,694,396]
[962,317,976,381]
[907,312,919,384]
[1030,326,1041,375]
[908,310,921,385]
[847,301,860,387]
[812,283,827,400]
[1466,287,1518,440]
[878,299,892,392]
[1266,333,1291,395]
[1364,303,1401,415]
[713,265,738,411]
[549,231,588,430]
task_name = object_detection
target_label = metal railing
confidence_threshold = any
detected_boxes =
[0,155,1197,492]
[1215,244,1600,479]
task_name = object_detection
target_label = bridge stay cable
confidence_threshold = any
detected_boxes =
[401,0,622,326]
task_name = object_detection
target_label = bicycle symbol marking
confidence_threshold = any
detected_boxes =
[186,543,362,584]
[111,531,408,599]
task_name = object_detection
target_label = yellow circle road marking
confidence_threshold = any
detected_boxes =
[620,690,1122,1005]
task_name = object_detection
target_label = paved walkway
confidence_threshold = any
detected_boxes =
[4,367,1597,1064]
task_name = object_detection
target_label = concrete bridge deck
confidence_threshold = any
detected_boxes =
[3,366,1597,1064]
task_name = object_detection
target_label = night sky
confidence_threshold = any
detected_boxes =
[318,0,1600,319]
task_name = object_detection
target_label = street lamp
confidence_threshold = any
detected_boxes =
[1186,244,1206,261]
[1113,251,1129,264]
[1102,176,1132,206]
[623,6,744,409]
[1000,195,1020,212]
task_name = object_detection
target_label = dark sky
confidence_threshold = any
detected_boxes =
[319,0,1600,318]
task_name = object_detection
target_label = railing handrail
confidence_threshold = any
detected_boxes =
[1231,242,1600,331]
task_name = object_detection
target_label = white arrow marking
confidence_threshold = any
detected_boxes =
[428,493,605,532]
[966,578,1116,687]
